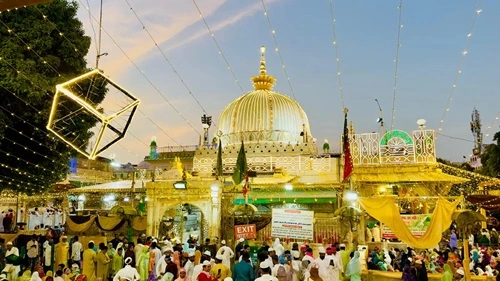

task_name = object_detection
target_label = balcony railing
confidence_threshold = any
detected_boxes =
[348,129,436,165]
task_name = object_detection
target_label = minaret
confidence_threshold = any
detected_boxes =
[150,136,158,160]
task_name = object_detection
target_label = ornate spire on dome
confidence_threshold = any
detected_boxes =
[251,46,276,91]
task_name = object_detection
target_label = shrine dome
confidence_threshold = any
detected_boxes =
[217,47,313,146]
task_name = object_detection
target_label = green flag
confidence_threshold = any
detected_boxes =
[216,139,223,178]
[232,141,247,185]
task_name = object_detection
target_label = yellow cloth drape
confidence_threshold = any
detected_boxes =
[359,196,462,249]
[67,215,96,232]
[132,217,147,231]
[97,216,123,231]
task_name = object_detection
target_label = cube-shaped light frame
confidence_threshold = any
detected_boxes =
[47,69,140,159]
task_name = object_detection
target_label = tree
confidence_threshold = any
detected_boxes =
[480,131,500,178]
[0,0,106,194]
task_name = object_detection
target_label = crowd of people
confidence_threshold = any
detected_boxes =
[0,233,364,281]
[7,227,500,281]
[364,226,500,281]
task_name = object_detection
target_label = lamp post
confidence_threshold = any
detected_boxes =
[201,114,212,146]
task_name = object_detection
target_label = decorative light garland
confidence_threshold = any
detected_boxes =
[260,0,296,100]
[0,147,66,173]
[76,0,202,136]
[485,111,500,138]
[0,162,43,181]
[0,9,159,157]
[328,0,346,110]
[438,0,483,132]
[390,0,403,130]
[191,0,245,93]
[123,0,215,124]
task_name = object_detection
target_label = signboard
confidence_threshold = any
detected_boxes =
[234,224,257,240]
[271,209,314,240]
[382,214,431,239]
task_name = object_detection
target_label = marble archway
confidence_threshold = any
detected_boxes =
[158,203,208,243]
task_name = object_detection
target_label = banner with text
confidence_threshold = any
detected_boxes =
[382,214,432,239]
[271,209,314,240]
[235,224,257,240]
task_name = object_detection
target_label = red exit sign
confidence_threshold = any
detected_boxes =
[234,224,257,239]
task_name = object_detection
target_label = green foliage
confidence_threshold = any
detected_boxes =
[480,132,500,178]
[0,1,105,194]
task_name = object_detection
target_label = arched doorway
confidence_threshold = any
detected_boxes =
[159,203,208,243]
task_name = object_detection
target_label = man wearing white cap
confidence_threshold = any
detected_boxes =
[216,240,234,269]
[235,238,245,261]
[197,260,218,281]
[193,252,211,281]
[255,261,278,281]
[4,241,20,281]
[113,257,140,281]
[314,247,328,270]
[184,251,196,281]
[290,251,301,281]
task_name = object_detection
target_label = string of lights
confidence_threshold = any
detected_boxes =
[438,0,483,132]
[0,174,43,190]
[328,0,346,110]
[123,0,211,118]
[0,134,59,163]
[0,24,166,159]
[79,0,203,136]
[435,132,475,143]
[32,5,87,66]
[485,110,500,138]
[0,147,63,173]
[0,162,43,181]
[23,5,182,160]
[0,18,62,77]
[137,109,183,147]
[260,0,296,100]
[390,0,403,130]
[191,0,245,93]
[1,83,147,161]
[1,123,65,157]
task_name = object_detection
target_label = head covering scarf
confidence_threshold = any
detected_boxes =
[175,268,189,281]
[35,266,45,279]
[441,264,452,281]
[43,271,53,281]
[402,266,415,281]
[30,272,42,281]
[345,251,361,277]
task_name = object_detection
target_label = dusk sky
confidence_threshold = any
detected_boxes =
[76,0,500,164]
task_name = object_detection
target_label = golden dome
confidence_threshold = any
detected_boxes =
[217,47,313,146]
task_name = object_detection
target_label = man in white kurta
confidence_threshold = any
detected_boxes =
[5,242,20,281]
[215,240,234,269]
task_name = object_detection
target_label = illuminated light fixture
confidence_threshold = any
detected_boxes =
[103,194,116,202]
[123,197,130,202]
[345,190,358,202]
[210,184,219,192]
[47,69,140,160]
[284,183,293,191]
[173,181,187,189]
[78,194,86,201]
